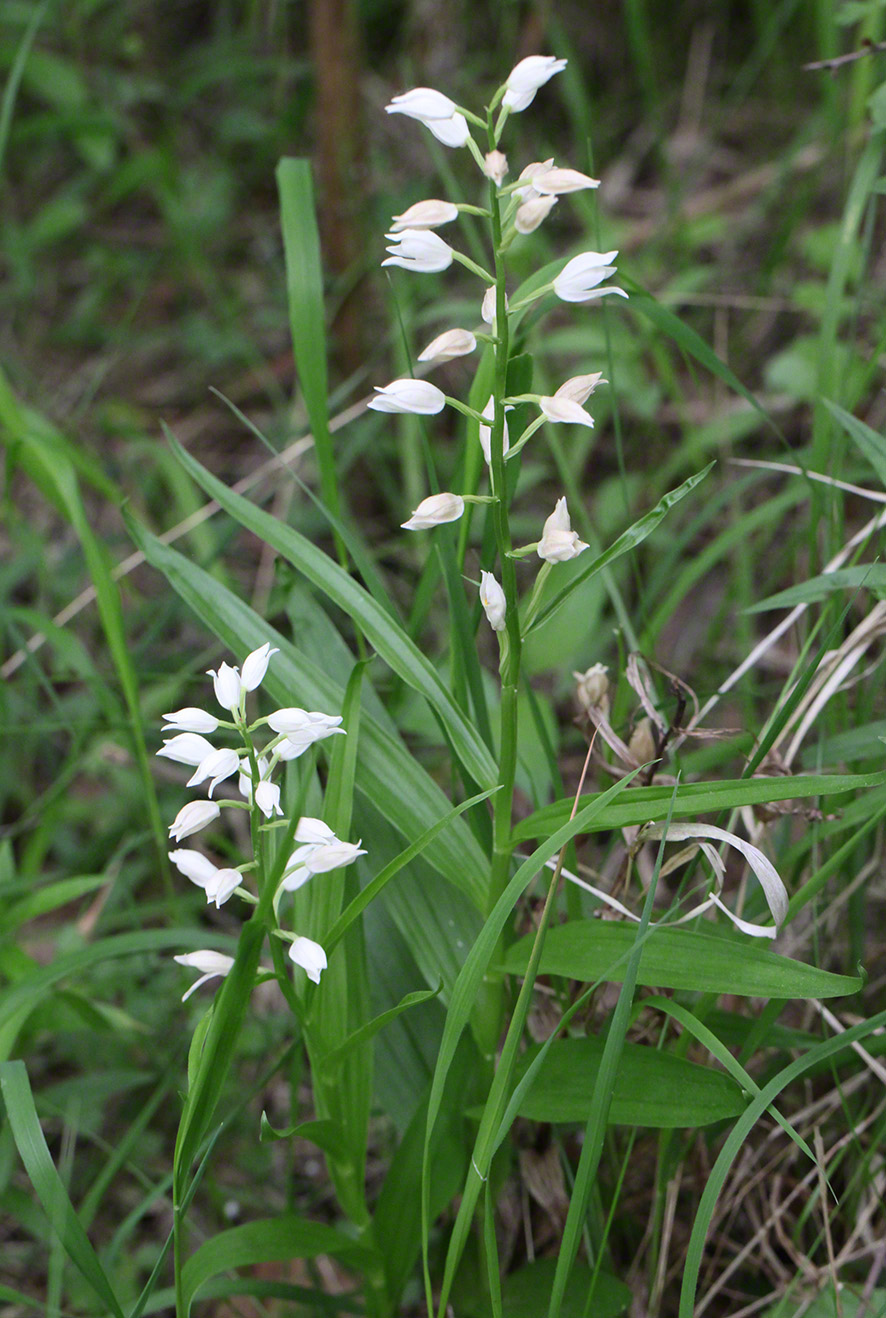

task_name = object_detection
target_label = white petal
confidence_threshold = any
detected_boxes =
[161,708,220,734]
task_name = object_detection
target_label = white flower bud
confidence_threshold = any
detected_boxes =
[531,167,600,196]
[385,89,470,147]
[537,497,588,563]
[368,379,446,415]
[417,328,477,363]
[294,817,337,845]
[478,396,510,465]
[539,395,594,427]
[240,642,278,692]
[483,150,508,186]
[515,159,554,200]
[168,800,221,842]
[390,199,459,231]
[174,950,235,1001]
[206,867,243,908]
[481,286,508,324]
[401,492,465,531]
[255,780,283,819]
[479,571,507,631]
[289,936,327,984]
[161,708,219,734]
[502,56,568,112]
[515,194,557,234]
[553,251,628,304]
[157,733,216,766]
[186,747,241,796]
[169,849,219,889]
[382,229,454,273]
[207,661,242,712]
[554,373,606,405]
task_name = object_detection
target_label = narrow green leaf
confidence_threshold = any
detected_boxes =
[276,158,344,552]
[319,985,442,1079]
[0,1061,125,1318]
[512,771,885,842]
[258,1115,348,1158]
[822,397,886,488]
[748,564,886,612]
[503,922,862,998]
[525,465,713,636]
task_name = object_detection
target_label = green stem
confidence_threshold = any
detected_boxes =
[473,108,524,1063]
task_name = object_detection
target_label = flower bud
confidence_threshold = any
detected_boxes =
[539,395,594,427]
[174,950,235,1001]
[168,799,221,842]
[553,251,628,304]
[162,708,219,734]
[574,664,610,715]
[186,746,241,796]
[368,379,446,414]
[478,396,510,465]
[157,733,216,766]
[515,159,554,200]
[207,661,242,712]
[481,286,508,324]
[390,199,459,231]
[479,571,507,632]
[537,497,588,563]
[502,55,568,112]
[382,229,454,273]
[483,150,508,186]
[515,194,557,234]
[531,167,600,196]
[554,373,606,405]
[385,89,469,147]
[417,328,477,363]
[401,492,465,531]
[289,935,328,984]
[240,642,278,692]
[255,780,283,819]
[169,849,219,889]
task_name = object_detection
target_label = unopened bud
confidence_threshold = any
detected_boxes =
[515,193,557,234]
[484,150,508,187]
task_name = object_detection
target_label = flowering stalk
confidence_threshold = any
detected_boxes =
[473,104,525,1061]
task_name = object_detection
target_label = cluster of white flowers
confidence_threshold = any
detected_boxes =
[377,56,628,637]
[158,642,365,995]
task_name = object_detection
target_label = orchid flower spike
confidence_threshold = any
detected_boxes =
[502,56,568,112]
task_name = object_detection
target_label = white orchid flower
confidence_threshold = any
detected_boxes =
[402,492,465,531]
[537,496,589,563]
[368,379,446,415]
[502,55,568,112]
